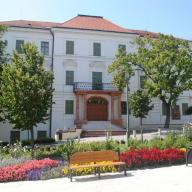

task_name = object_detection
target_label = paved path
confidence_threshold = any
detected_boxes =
[1,164,191,192]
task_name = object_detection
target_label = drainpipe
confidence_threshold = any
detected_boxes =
[49,28,54,138]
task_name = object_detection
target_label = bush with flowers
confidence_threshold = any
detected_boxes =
[61,161,117,177]
[0,158,59,182]
[120,147,186,169]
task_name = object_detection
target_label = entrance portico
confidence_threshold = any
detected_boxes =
[74,88,123,128]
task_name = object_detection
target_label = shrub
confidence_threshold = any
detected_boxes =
[9,141,24,158]
[40,147,44,152]
[52,146,56,150]
[120,147,186,169]
[44,145,50,152]
[121,140,125,144]
[62,161,117,177]
[0,158,59,182]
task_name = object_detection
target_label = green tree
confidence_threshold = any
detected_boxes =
[108,33,192,128]
[129,88,154,143]
[0,41,54,155]
[0,24,9,122]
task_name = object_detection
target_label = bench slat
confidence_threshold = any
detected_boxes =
[70,162,125,169]
[70,150,119,164]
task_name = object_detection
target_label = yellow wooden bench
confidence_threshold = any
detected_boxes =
[67,149,126,182]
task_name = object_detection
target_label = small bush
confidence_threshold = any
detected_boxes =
[121,140,125,144]
[52,146,56,150]
[45,145,51,151]
[40,147,44,152]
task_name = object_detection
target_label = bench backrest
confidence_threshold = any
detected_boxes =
[69,150,119,164]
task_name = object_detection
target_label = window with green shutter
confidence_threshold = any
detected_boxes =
[65,100,74,114]
[162,103,167,115]
[37,131,47,139]
[66,41,74,54]
[182,103,188,115]
[10,131,20,142]
[121,101,127,115]
[140,76,145,89]
[92,72,102,90]
[118,44,126,56]
[121,101,131,115]
[16,40,24,54]
[41,42,49,55]
[66,71,74,85]
[93,43,101,56]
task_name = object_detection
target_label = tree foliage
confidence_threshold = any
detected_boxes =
[108,33,192,128]
[129,88,154,119]
[129,88,154,143]
[185,106,192,115]
[0,24,9,122]
[0,41,54,152]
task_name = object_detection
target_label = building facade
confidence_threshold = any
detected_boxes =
[0,15,192,142]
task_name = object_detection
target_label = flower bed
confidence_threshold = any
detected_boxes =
[62,161,117,177]
[120,147,186,169]
[0,158,61,182]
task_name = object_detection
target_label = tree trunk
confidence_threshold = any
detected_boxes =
[140,118,143,144]
[30,125,34,158]
[164,103,171,128]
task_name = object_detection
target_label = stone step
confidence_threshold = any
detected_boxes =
[80,130,127,138]
[82,121,122,131]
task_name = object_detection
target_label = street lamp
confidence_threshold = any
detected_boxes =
[124,71,130,147]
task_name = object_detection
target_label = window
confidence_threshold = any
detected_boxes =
[66,71,74,85]
[65,100,74,114]
[10,131,20,142]
[37,131,47,139]
[121,101,127,115]
[16,40,24,54]
[41,42,49,55]
[121,101,131,115]
[92,72,102,90]
[118,44,126,56]
[162,103,166,115]
[93,43,101,56]
[66,41,74,54]
[182,103,188,115]
[140,76,145,89]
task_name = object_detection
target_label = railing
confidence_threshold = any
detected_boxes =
[73,82,118,91]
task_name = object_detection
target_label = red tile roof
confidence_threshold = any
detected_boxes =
[57,15,134,33]
[0,20,61,29]
[127,29,158,37]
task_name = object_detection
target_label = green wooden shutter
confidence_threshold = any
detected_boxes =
[93,43,101,56]
[140,76,145,89]
[37,131,47,139]
[118,44,126,51]
[10,131,20,142]
[162,103,167,115]
[182,103,188,115]
[66,71,74,85]
[65,100,74,114]
[92,72,102,83]
[16,40,24,54]
[66,41,74,54]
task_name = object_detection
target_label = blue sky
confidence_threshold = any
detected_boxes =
[0,0,192,40]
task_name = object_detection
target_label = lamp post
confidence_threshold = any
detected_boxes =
[124,71,130,147]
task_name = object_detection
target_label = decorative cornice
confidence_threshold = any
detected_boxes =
[89,61,105,68]
[63,59,77,66]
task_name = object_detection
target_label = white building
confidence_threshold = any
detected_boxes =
[0,14,191,142]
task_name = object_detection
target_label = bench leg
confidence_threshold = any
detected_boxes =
[119,165,121,173]
[94,167,96,175]
[70,169,72,182]
[98,167,100,179]
[124,164,127,176]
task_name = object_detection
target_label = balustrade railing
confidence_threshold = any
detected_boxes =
[73,82,118,91]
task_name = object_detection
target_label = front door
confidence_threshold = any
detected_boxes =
[87,98,107,121]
